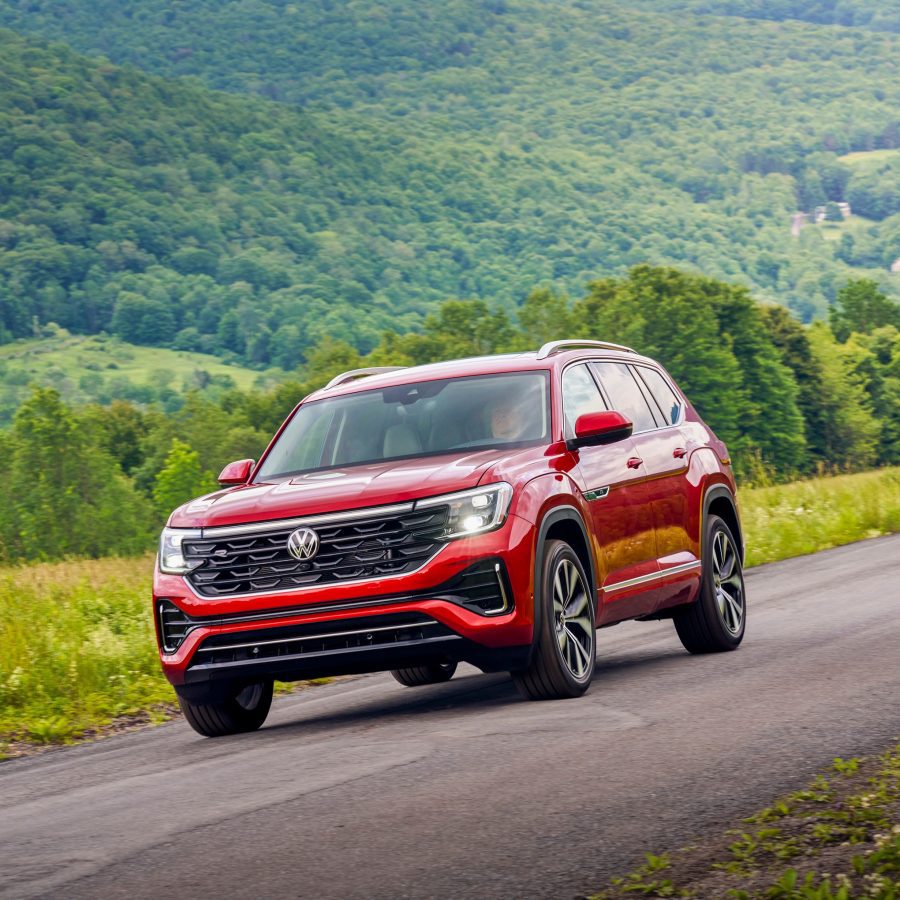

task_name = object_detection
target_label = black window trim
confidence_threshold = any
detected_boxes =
[631,363,686,429]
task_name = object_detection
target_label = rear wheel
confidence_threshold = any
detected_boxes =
[673,514,746,653]
[512,539,595,700]
[391,661,457,687]
[178,678,274,737]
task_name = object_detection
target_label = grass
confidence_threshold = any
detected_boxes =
[0,556,170,754]
[1,467,899,755]
[814,213,875,243]
[590,744,900,898]
[838,148,900,169]
[739,467,900,567]
[0,332,282,423]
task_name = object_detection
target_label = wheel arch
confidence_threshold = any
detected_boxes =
[703,484,744,563]
[533,505,597,639]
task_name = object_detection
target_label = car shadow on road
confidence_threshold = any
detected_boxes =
[259,643,688,737]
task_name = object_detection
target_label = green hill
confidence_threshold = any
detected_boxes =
[0,332,282,425]
[0,4,899,366]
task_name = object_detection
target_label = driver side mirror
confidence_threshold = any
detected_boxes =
[567,411,633,450]
[217,458,255,485]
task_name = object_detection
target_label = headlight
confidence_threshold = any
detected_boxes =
[416,483,513,539]
[158,527,202,575]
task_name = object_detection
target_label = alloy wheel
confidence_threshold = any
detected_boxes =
[552,558,594,679]
[712,530,744,635]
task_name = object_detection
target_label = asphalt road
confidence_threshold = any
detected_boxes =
[2,535,899,900]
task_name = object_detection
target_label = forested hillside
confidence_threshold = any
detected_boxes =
[634,0,900,30]
[0,3,899,368]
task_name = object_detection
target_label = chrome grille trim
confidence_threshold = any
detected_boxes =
[201,501,415,538]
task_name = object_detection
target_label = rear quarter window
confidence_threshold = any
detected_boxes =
[635,366,683,426]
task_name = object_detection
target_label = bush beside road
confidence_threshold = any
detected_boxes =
[1,467,899,755]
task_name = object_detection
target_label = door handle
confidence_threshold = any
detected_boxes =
[626,457,643,469]
[673,447,687,459]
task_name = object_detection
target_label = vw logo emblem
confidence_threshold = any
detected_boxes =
[286,527,320,561]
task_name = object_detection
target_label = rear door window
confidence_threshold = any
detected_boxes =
[590,362,659,433]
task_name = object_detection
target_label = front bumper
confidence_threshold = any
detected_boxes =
[154,513,536,686]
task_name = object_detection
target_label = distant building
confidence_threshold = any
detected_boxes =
[838,201,852,219]
[791,212,808,237]
[891,257,900,274]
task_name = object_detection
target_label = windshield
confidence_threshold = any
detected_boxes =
[255,371,550,480]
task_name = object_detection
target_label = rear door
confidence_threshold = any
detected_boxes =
[591,361,699,609]
[561,363,657,620]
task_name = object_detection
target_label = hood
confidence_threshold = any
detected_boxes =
[168,449,513,529]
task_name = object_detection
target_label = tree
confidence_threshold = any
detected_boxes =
[0,388,154,562]
[830,280,900,342]
[805,325,881,470]
[152,438,217,517]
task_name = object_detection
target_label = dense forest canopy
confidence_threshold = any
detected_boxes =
[0,3,899,368]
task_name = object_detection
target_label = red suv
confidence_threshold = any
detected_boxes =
[154,340,746,736]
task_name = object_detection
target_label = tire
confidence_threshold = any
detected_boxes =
[391,661,457,687]
[177,678,274,737]
[673,514,746,654]
[512,539,596,700]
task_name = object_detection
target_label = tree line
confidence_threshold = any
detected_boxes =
[1,267,897,565]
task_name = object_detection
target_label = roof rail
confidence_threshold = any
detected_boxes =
[536,339,635,359]
[323,366,406,390]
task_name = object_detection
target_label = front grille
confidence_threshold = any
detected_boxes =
[188,612,454,667]
[183,506,450,597]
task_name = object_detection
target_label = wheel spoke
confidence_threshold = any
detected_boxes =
[567,613,592,636]
[564,635,577,671]
[565,561,578,602]
[716,588,727,617]
[719,544,735,579]
[566,588,588,618]
[553,568,565,610]
[566,626,589,676]
[720,584,742,632]
[713,532,724,573]
[721,568,742,589]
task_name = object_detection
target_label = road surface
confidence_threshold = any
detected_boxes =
[2,535,899,899]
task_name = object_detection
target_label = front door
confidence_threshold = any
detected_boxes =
[561,363,657,622]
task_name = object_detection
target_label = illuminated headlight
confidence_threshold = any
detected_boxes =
[417,483,513,539]
[158,528,202,575]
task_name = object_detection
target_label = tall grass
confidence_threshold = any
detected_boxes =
[0,556,169,747]
[2,468,899,751]
[740,467,900,566]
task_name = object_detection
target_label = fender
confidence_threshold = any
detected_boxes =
[532,505,598,643]
[701,483,744,563]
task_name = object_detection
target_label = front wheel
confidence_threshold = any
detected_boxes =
[512,539,595,700]
[178,678,274,737]
[673,514,746,653]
